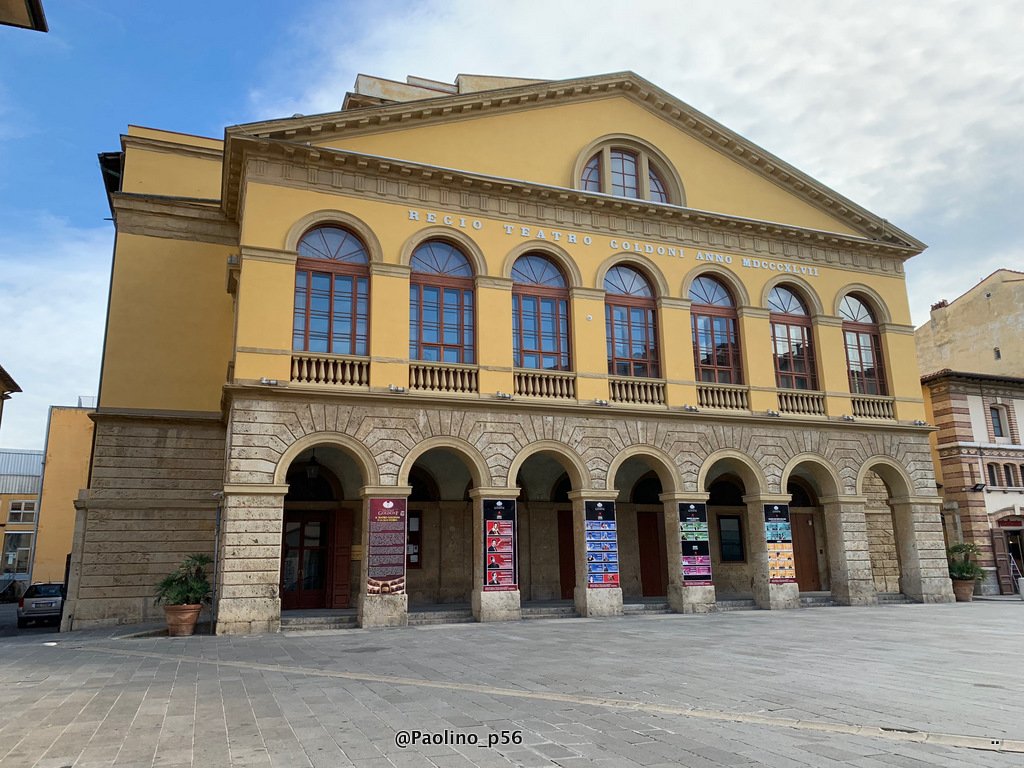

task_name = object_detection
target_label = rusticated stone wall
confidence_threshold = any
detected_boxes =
[62,415,225,629]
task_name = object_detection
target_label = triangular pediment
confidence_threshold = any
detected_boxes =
[226,72,921,250]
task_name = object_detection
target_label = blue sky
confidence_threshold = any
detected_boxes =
[1,1,1022,448]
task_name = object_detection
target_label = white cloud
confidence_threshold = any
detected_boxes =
[0,218,110,449]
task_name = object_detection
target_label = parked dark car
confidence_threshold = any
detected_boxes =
[17,583,64,628]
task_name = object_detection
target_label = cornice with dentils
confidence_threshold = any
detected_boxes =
[222,71,924,251]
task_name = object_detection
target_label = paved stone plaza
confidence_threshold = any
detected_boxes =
[0,602,1021,767]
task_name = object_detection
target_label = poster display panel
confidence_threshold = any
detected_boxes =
[483,499,517,591]
[764,503,796,584]
[585,501,619,588]
[367,498,407,595]
[678,502,713,585]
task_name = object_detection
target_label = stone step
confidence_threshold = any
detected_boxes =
[407,609,475,626]
[521,604,578,620]
[799,595,836,608]
[877,592,915,605]
[280,615,358,632]
[716,599,759,612]
[622,601,672,615]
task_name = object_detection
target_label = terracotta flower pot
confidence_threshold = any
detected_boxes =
[951,579,976,602]
[164,604,202,636]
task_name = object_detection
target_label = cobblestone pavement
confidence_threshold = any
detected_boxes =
[0,602,1021,767]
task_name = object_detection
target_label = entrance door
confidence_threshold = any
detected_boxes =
[992,529,1015,595]
[557,509,575,599]
[791,512,821,591]
[330,508,354,608]
[281,511,329,610]
[637,510,666,597]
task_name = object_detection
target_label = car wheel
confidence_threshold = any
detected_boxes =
[16,617,27,629]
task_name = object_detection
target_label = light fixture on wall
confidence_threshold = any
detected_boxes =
[305,450,320,480]
[593,399,610,407]
[495,392,513,400]
[682,404,699,413]
[258,377,280,386]
[765,409,781,417]
[388,384,407,393]
[841,414,856,422]
[969,483,986,492]
[913,419,928,426]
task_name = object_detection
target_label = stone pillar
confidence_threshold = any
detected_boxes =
[744,494,801,610]
[215,484,288,635]
[662,492,716,614]
[357,485,412,629]
[470,488,522,622]
[889,496,955,603]
[569,490,623,617]
[820,495,877,606]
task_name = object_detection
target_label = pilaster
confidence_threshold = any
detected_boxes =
[743,493,800,610]
[470,488,522,622]
[569,490,623,617]
[819,495,877,605]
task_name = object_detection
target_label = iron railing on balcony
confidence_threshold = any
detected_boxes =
[609,377,666,406]
[777,389,826,416]
[513,369,576,400]
[290,353,369,387]
[696,383,749,411]
[851,394,895,420]
[409,362,479,394]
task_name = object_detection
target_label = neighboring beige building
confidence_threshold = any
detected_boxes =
[916,269,1024,378]
[1,448,43,599]
[31,404,96,584]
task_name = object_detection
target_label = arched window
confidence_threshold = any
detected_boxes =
[604,265,659,377]
[409,240,475,364]
[839,294,886,395]
[293,226,369,355]
[511,253,570,370]
[580,146,672,203]
[689,276,742,384]
[768,285,817,390]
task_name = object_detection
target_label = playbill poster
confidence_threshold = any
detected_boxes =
[484,499,517,591]
[679,502,713,585]
[585,501,619,588]
[367,498,407,595]
[764,503,796,584]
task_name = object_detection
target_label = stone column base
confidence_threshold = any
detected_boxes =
[902,576,955,604]
[359,593,408,628]
[473,589,521,622]
[574,585,623,617]
[668,584,716,614]
[215,596,281,635]
[756,582,800,610]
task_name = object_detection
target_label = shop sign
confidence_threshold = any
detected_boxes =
[367,498,407,595]
[679,502,713,585]
[764,503,797,584]
[997,517,1023,528]
[585,501,620,588]
[484,499,517,591]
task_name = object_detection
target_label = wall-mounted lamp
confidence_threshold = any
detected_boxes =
[913,419,928,426]
[258,377,280,386]
[593,399,610,407]
[682,404,700,413]
[388,384,407,394]
[765,409,781,417]
[841,414,856,422]
[969,483,986,492]
[305,450,320,480]
[495,392,513,401]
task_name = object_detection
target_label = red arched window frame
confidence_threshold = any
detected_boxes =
[409,240,476,364]
[768,285,818,390]
[604,265,659,378]
[839,294,887,396]
[511,253,571,370]
[689,276,743,384]
[293,225,370,356]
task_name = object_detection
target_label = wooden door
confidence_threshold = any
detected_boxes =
[791,512,821,591]
[637,510,665,597]
[557,509,575,599]
[280,510,329,610]
[992,529,1014,595]
[330,508,354,608]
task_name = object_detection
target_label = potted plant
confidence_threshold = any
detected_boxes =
[154,553,213,636]
[947,543,984,602]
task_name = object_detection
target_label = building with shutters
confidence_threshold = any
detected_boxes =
[63,71,954,633]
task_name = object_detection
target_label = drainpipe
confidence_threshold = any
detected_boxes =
[211,492,223,630]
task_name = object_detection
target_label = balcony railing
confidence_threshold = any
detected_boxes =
[290,353,369,387]
[514,369,576,400]
[851,394,895,420]
[696,383,749,411]
[409,362,479,394]
[609,377,666,406]
[777,389,826,416]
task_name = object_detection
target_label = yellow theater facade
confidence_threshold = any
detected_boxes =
[64,72,954,633]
